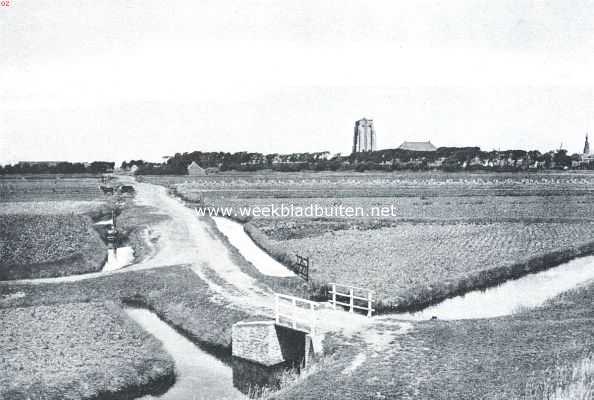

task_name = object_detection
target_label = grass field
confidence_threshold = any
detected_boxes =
[218,195,594,223]
[0,302,175,400]
[0,264,257,399]
[155,171,594,200]
[0,176,257,399]
[254,221,594,311]
[0,176,113,280]
[0,175,153,280]
[273,281,594,400]
[0,213,107,280]
[2,172,592,399]
[0,265,254,353]
[0,176,105,202]
[166,171,594,311]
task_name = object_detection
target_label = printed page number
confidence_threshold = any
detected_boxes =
[1,1,10,6]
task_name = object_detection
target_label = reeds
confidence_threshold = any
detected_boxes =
[517,355,593,400]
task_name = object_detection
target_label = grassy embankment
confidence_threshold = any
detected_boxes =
[124,174,594,398]
[0,264,262,399]
[248,219,594,313]
[0,175,106,202]
[164,192,594,399]
[272,281,594,399]
[0,265,255,355]
[0,181,263,399]
[0,176,112,280]
[0,302,175,400]
[0,213,108,280]
[168,175,594,312]
[0,183,163,280]
[0,177,238,393]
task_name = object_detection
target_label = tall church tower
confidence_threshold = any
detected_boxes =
[584,134,590,155]
[352,118,376,153]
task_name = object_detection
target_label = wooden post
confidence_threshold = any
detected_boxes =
[349,288,354,313]
[331,283,336,310]
[310,302,316,335]
[292,298,297,329]
[275,294,280,324]
[367,291,373,317]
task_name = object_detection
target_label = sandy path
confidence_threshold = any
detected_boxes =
[3,181,274,311]
[2,178,411,343]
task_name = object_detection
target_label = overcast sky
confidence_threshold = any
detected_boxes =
[2,0,594,164]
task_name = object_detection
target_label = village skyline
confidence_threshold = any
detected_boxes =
[4,126,594,168]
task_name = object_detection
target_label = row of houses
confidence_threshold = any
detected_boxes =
[179,154,572,174]
[124,136,594,175]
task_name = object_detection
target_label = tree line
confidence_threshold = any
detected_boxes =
[125,147,584,175]
[0,161,115,175]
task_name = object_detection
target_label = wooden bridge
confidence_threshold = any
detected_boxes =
[328,283,375,317]
[274,293,319,335]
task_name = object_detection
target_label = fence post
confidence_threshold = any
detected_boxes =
[331,283,336,310]
[310,302,316,335]
[275,294,280,324]
[349,287,354,313]
[292,298,297,329]
[367,291,373,317]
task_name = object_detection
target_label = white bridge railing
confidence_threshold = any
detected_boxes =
[328,283,375,317]
[274,293,319,335]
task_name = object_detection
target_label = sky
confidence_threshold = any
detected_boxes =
[2,0,594,164]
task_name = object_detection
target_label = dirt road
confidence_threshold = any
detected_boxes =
[3,178,409,340]
[3,180,273,310]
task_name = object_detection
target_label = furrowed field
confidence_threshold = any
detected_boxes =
[0,176,110,280]
[0,302,174,400]
[255,221,594,310]
[0,175,104,202]
[0,175,257,399]
[0,214,107,280]
[1,171,593,399]
[164,171,594,310]
[274,282,594,400]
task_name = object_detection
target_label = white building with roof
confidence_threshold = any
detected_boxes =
[397,141,437,152]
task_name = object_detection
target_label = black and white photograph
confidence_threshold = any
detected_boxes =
[1,1,594,399]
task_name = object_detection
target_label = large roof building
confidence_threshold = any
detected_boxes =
[397,141,437,152]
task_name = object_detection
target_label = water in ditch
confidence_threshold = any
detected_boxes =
[102,246,135,272]
[212,216,295,277]
[396,254,594,320]
[125,307,245,400]
[213,214,594,321]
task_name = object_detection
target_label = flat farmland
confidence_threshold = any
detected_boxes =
[277,282,594,400]
[153,171,594,198]
[0,302,174,400]
[168,171,594,310]
[0,213,107,280]
[0,175,104,202]
[169,173,594,223]
[0,175,116,280]
[257,221,594,309]
[211,195,594,223]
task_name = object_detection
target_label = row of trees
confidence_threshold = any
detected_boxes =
[124,147,584,175]
[0,161,115,175]
[3,148,579,175]
[353,148,576,168]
